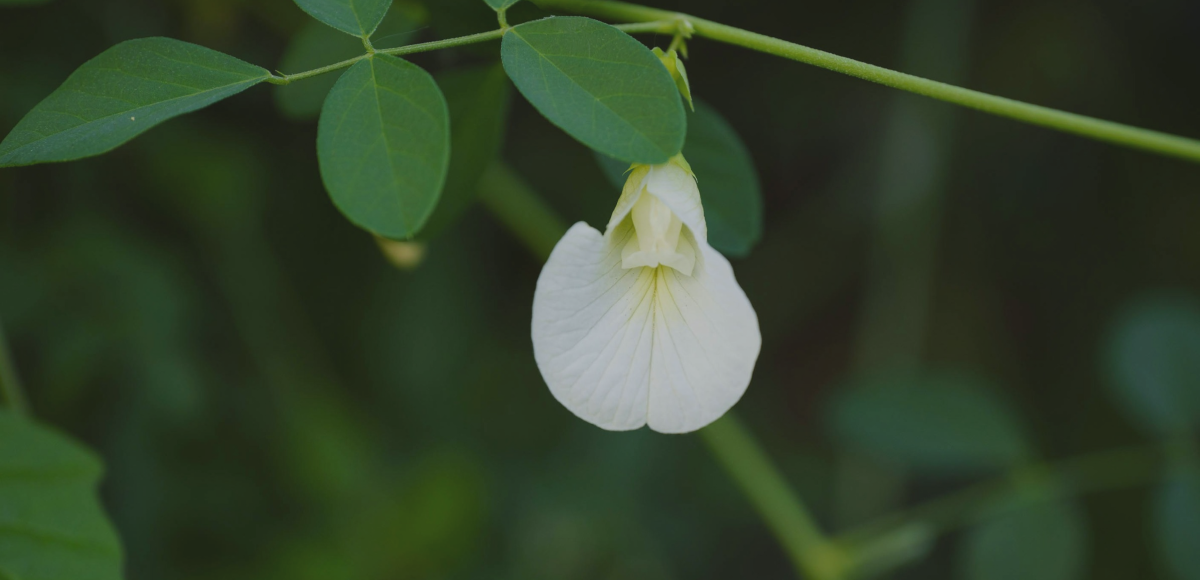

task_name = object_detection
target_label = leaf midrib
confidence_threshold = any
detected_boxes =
[369,58,412,235]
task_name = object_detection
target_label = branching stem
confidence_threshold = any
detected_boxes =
[268,29,507,86]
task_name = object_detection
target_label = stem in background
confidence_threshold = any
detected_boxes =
[268,29,507,86]
[531,0,1200,164]
[837,444,1164,546]
[701,415,844,579]
[477,162,569,260]
[0,320,29,416]
[477,164,834,579]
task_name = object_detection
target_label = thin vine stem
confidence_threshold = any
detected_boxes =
[613,20,676,34]
[268,29,507,86]
[0,319,29,417]
[531,0,1200,164]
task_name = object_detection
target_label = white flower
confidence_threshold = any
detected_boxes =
[531,155,761,433]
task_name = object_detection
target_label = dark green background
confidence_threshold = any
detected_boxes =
[2,0,1199,578]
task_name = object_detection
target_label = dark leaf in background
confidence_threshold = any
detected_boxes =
[291,0,392,37]
[0,411,124,580]
[594,100,764,257]
[1104,293,1200,436]
[418,64,512,239]
[317,55,450,239]
[828,373,1032,474]
[502,16,686,164]
[0,38,269,167]
[961,494,1087,580]
[1155,464,1200,580]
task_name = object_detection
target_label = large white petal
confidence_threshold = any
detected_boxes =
[532,221,653,430]
[645,229,760,433]
[532,224,760,433]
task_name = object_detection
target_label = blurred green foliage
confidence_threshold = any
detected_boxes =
[2,0,1200,579]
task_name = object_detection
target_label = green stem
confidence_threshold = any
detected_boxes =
[531,0,1200,164]
[614,20,676,34]
[0,320,29,416]
[477,164,833,579]
[268,54,367,85]
[380,28,507,57]
[268,29,507,86]
[837,444,1164,546]
[701,415,845,579]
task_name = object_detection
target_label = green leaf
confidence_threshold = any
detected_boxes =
[1156,464,1200,580]
[0,411,123,580]
[0,0,53,5]
[484,0,521,9]
[418,64,512,239]
[595,101,763,257]
[962,495,1087,580]
[1104,292,1200,436]
[501,16,686,164]
[317,55,450,239]
[828,372,1032,474]
[293,0,392,37]
[0,38,269,167]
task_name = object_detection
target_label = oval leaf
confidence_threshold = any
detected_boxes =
[828,372,1032,474]
[418,64,512,239]
[1104,292,1200,436]
[594,100,763,256]
[0,411,123,580]
[501,16,685,164]
[317,55,450,239]
[293,0,392,37]
[962,496,1087,580]
[1156,465,1200,580]
[0,37,269,167]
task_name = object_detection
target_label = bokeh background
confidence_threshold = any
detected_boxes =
[3,0,1200,578]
